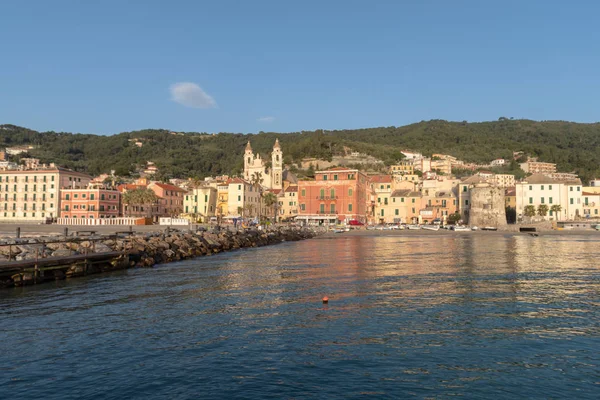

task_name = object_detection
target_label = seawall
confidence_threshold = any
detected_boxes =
[0,227,318,289]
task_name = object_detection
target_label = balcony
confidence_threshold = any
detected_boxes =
[315,196,339,200]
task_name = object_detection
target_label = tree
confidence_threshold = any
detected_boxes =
[122,188,158,218]
[447,212,461,225]
[262,192,278,222]
[250,172,264,219]
[537,204,549,217]
[550,204,562,220]
[524,205,537,218]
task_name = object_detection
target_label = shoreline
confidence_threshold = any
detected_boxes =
[318,228,600,238]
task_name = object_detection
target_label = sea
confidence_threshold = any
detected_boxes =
[1,233,599,399]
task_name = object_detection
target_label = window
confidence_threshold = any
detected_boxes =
[333,175,338,181]
[330,189,335,198]
[43,184,46,192]
[65,205,69,211]
[585,197,589,205]
[300,204,305,211]
[301,189,306,197]
[529,185,532,190]
[25,176,28,182]
[323,175,328,181]
[320,189,325,199]
[348,188,353,196]
[570,187,573,192]
[82,194,86,198]
[401,198,405,203]
[412,208,415,213]
[395,209,399,215]
[238,195,241,201]
[570,198,574,204]
[577,187,581,192]
[412,198,415,203]
[549,185,552,190]
[320,204,325,213]
[380,185,384,189]
[541,185,544,190]
[541,197,545,204]
[238,185,241,190]
[34,176,37,182]
[90,194,94,200]
[330,204,335,213]
[205,194,208,202]
[66,194,70,200]
[549,197,553,204]
[380,209,384,216]
[348,203,352,212]
[465,200,469,205]
[529,197,533,204]
[384,198,388,205]
[74,194,78,198]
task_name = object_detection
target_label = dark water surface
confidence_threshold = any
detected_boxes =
[1,234,600,399]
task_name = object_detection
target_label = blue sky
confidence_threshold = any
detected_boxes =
[1,0,599,135]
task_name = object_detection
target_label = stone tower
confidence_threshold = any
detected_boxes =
[467,183,507,228]
[271,139,283,190]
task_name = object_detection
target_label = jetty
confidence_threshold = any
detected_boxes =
[0,226,318,288]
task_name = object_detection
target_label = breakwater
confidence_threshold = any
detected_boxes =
[0,227,318,288]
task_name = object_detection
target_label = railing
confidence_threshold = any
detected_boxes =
[56,217,145,225]
[314,196,339,200]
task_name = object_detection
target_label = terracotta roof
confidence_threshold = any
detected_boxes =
[151,182,187,192]
[462,175,487,184]
[369,175,393,183]
[505,187,516,196]
[227,177,246,184]
[582,192,600,196]
[285,186,298,193]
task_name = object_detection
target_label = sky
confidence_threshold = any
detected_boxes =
[1,0,599,135]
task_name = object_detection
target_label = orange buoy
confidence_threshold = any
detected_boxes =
[322,296,329,304]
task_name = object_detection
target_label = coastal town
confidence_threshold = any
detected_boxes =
[0,140,598,230]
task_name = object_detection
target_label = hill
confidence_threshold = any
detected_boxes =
[1,119,599,182]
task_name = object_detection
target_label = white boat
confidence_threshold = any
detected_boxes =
[407,224,421,230]
[422,225,440,231]
[452,225,471,232]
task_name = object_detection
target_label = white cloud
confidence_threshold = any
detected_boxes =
[257,116,275,123]
[169,82,217,109]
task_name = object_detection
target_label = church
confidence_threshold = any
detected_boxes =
[243,139,284,190]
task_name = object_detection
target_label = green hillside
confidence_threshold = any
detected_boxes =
[1,119,599,182]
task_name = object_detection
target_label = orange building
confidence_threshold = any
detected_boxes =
[60,188,120,220]
[148,182,186,218]
[297,167,369,225]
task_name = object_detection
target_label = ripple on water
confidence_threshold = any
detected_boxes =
[1,235,600,399]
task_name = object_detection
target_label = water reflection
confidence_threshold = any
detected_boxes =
[1,235,600,399]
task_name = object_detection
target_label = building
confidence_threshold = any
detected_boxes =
[493,174,516,188]
[183,186,218,221]
[227,178,262,218]
[371,175,394,223]
[515,174,582,221]
[0,166,92,223]
[430,158,452,175]
[505,187,516,209]
[389,161,414,175]
[148,182,186,218]
[420,190,458,224]
[490,159,506,167]
[520,161,557,175]
[60,188,120,220]
[582,191,600,219]
[244,139,284,190]
[215,181,230,219]
[458,175,488,222]
[278,186,299,221]
[297,167,369,225]
[5,145,34,156]
[390,189,422,224]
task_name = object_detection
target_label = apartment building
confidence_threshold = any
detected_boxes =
[183,186,217,221]
[389,161,414,175]
[0,166,91,222]
[278,185,299,221]
[519,161,557,175]
[297,167,369,225]
[60,188,120,220]
[515,174,582,220]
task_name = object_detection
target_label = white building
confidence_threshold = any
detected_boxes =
[515,174,582,221]
[491,159,506,167]
[244,139,283,190]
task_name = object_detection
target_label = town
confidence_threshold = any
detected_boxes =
[0,140,599,230]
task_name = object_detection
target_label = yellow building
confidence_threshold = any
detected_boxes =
[0,166,91,222]
[390,189,422,224]
[389,161,414,175]
[183,186,218,222]
[505,187,516,209]
[277,185,299,221]
[371,175,394,223]
[582,191,600,219]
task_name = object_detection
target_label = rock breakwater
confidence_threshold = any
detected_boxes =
[0,227,318,288]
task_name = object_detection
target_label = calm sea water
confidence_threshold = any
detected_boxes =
[1,234,600,399]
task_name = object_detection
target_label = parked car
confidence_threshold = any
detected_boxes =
[432,218,442,225]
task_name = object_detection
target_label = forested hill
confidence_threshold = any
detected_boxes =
[1,119,599,182]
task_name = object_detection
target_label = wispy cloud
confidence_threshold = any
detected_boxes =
[169,82,217,109]
[257,116,275,123]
